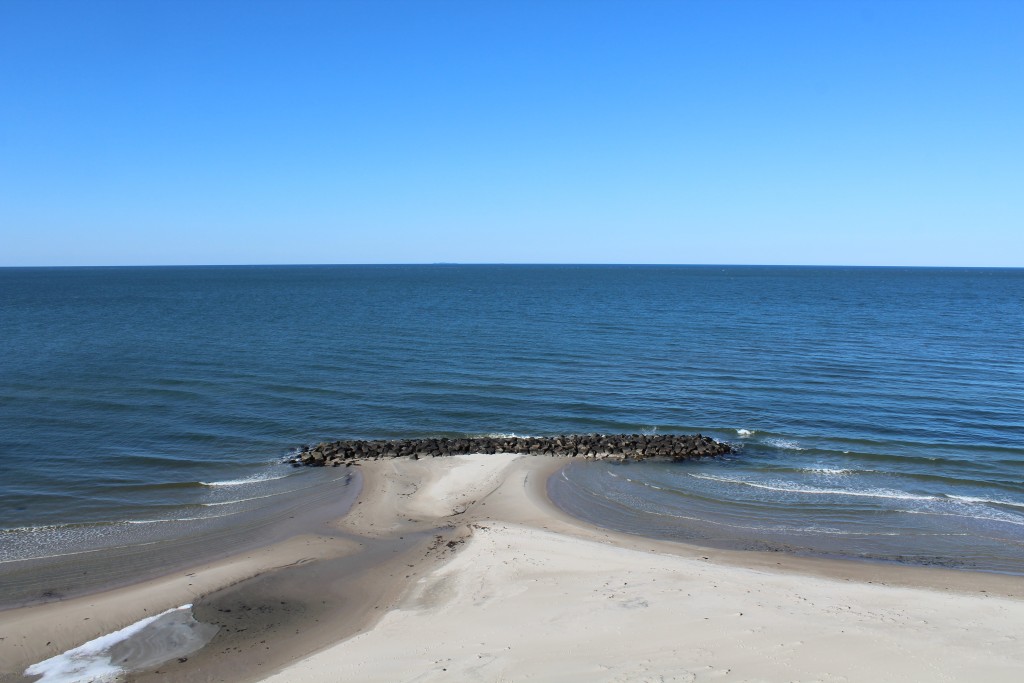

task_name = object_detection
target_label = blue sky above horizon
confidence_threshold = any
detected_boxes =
[1,0,1022,267]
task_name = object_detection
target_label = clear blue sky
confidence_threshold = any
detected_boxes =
[1,0,1021,266]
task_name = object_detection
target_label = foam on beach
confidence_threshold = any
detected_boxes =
[24,604,217,682]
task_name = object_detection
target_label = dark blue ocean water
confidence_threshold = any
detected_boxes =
[1,265,1022,572]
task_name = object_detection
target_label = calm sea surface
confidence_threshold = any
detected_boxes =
[1,265,1022,572]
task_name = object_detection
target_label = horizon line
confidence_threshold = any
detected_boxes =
[2,263,1022,270]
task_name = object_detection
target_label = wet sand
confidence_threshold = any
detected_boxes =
[3,455,1024,682]
[0,469,361,610]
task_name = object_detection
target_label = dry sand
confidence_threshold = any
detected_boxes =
[265,454,1024,683]
[3,454,1023,682]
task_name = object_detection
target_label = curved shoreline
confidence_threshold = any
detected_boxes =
[548,460,1024,576]
[3,455,1023,682]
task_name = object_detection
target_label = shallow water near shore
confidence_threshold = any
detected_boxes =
[549,434,1024,574]
[1,265,1022,576]
[0,468,361,608]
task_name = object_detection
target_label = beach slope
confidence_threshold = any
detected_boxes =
[262,454,1024,682]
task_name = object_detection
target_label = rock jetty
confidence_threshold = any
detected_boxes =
[289,434,732,467]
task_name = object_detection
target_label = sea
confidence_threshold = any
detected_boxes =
[1,265,1022,576]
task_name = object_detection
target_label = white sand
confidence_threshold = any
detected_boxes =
[264,455,1024,683]
[406,453,521,519]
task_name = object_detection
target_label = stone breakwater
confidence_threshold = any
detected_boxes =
[289,434,732,467]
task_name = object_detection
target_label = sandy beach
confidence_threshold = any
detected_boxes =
[3,454,1023,682]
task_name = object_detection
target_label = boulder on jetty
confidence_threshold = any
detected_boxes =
[288,434,732,467]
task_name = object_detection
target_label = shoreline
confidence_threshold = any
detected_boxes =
[549,459,1024,578]
[3,455,1023,682]
[0,468,361,611]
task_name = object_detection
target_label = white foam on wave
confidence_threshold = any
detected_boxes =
[125,511,235,524]
[0,509,241,564]
[946,494,1024,510]
[797,526,904,537]
[200,489,294,507]
[901,508,1024,527]
[1,509,237,535]
[801,467,858,475]
[1,522,90,534]
[763,437,806,451]
[735,429,756,438]
[688,473,938,502]
[616,498,910,536]
[199,471,290,487]
[24,605,191,683]
[200,472,351,507]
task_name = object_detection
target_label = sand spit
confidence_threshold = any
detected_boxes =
[257,454,1024,683]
